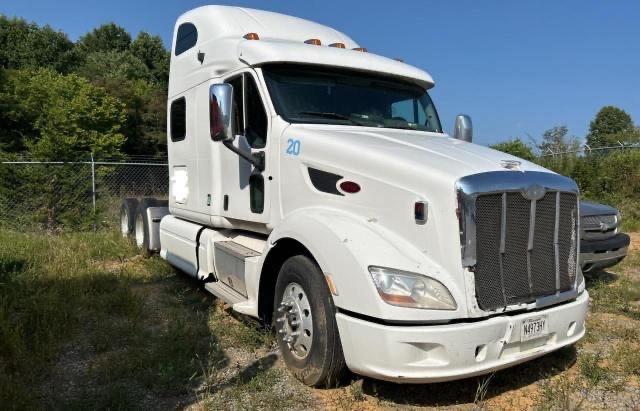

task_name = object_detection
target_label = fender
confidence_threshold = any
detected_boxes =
[253,206,468,322]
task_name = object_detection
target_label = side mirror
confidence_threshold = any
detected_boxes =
[210,83,234,142]
[453,114,473,143]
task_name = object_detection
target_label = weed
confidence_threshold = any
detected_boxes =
[579,352,609,386]
[536,375,585,411]
[349,379,365,402]
[474,373,494,410]
[588,275,640,318]
[612,344,640,376]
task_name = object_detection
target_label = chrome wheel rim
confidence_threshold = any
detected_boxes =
[120,209,129,237]
[277,282,313,359]
[135,212,144,248]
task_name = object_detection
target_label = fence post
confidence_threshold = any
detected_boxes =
[91,153,97,231]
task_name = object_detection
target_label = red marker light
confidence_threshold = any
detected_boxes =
[415,201,428,223]
[339,181,361,194]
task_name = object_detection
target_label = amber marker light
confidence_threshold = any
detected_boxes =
[329,42,346,48]
[243,32,260,40]
[352,47,368,52]
[304,38,322,45]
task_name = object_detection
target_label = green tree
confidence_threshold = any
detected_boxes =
[490,138,536,161]
[0,68,125,158]
[0,68,126,229]
[76,50,152,82]
[586,106,638,147]
[77,23,131,53]
[538,126,580,155]
[131,32,170,86]
[91,76,167,155]
[0,16,79,72]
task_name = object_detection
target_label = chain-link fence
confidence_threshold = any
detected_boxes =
[539,142,640,157]
[0,156,168,231]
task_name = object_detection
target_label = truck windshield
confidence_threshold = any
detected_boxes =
[262,64,443,133]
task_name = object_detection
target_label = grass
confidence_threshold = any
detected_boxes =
[0,229,639,409]
[0,229,276,409]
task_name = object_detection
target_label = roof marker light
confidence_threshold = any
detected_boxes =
[394,57,405,62]
[304,38,322,45]
[329,42,346,48]
[243,32,260,40]
[352,47,368,52]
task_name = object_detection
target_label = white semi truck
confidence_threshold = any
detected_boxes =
[120,5,588,386]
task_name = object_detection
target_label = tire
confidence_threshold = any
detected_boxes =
[274,255,347,388]
[134,199,153,256]
[120,198,138,237]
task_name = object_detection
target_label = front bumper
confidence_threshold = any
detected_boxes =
[580,233,630,273]
[336,291,589,383]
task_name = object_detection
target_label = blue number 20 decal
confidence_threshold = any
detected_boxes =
[286,139,301,156]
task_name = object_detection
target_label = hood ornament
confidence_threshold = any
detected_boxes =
[500,159,521,170]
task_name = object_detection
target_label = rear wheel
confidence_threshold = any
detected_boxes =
[274,255,347,387]
[134,200,151,256]
[120,198,138,237]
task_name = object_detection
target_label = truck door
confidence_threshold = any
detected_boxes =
[218,71,271,225]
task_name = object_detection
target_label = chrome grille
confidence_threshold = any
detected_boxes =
[473,191,578,311]
[582,214,615,228]
[581,214,618,241]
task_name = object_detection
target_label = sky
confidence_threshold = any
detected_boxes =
[2,0,639,146]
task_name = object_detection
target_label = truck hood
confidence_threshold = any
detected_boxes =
[289,124,550,184]
[281,124,562,320]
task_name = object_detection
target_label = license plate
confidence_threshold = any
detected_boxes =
[521,316,548,342]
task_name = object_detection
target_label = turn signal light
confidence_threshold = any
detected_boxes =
[352,47,368,52]
[304,38,322,45]
[329,42,346,48]
[243,32,260,40]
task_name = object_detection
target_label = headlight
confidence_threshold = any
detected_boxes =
[368,266,457,310]
[616,211,622,228]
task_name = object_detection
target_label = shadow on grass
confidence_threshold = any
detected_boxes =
[584,268,618,288]
[221,352,279,387]
[360,345,576,408]
[0,258,233,409]
[0,256,27,280]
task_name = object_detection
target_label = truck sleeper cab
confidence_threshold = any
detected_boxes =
[124,5,588,386]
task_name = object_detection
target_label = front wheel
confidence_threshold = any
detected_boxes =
[274,255,347,388]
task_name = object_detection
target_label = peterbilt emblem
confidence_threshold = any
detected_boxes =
[500,159,521,170]
[522,184,546,201]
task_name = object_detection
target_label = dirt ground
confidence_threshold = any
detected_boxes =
[1,230,639,410]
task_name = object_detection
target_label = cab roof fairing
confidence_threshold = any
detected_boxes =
[168,5,435,97]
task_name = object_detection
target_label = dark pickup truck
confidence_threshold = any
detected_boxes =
[580,200,630,273]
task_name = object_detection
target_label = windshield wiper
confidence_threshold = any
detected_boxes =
[386,124,418,131]
[296,111,369,126]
